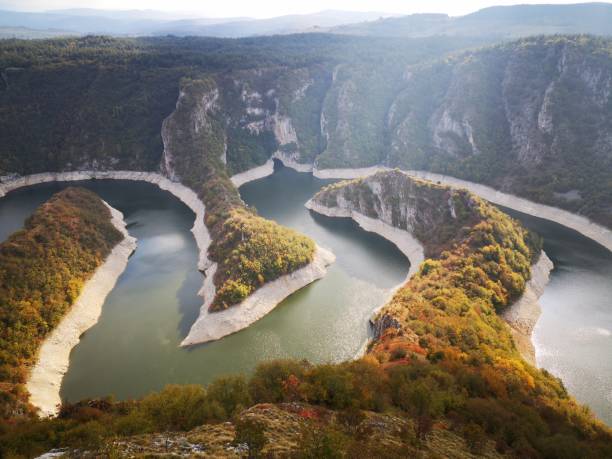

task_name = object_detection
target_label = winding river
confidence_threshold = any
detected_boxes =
[0,164,610,424]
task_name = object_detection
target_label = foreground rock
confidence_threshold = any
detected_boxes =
[72,403,503,458]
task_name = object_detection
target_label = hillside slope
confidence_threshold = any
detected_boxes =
[0,187,123,419]
[386,35,612,228]
[1,35,610,224]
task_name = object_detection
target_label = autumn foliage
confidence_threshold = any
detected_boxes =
[0,187,122,419]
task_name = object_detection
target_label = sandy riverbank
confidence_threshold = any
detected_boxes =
[180,245,335,345]
[0,171,212,271]
[230,159,275,188]
[273,152,314,173]
[0,171,222,345]
[229,153,314,189]
[1,171,337,349]
[25,203,137,417]
[502,251,554,365]
[305,200,424,284]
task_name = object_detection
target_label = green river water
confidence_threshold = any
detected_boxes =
[0,164,610,424]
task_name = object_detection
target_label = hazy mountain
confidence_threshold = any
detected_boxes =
[332,3,612,37]
[152,10,393,37]
[0,8,391,38]
[0,26,76,39]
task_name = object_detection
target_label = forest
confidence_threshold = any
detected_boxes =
[0,30,611,457]
[0,187,122,420]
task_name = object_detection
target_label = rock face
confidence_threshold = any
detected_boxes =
[215,65,332,174]
[2,36,611,228]
[386,36,612,228]
[308,170,475,258]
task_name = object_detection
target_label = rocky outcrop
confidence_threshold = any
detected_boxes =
[369,314,402,341]
[180,246,335,346]
[26,202,136,417]
[308,166,612,254]
[305,199,424,282]
[307,169,555,358]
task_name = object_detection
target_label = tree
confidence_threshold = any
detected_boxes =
[233,418,267,458]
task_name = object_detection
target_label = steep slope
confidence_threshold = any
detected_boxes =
[148,76,322,317]
[386,35,612,228]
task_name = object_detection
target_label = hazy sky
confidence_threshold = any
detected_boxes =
[0,0,606,19]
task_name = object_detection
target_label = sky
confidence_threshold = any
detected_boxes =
[0,0,607,19]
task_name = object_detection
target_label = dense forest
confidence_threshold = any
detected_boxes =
[1,34,611,228]
[386,35,612,228]
[0,187,122,420]
[1,26,611,458]
[2,176,610,457]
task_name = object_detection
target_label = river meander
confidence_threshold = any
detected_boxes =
[0,165,610,424]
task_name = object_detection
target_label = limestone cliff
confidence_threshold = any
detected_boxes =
[386,36,612,227]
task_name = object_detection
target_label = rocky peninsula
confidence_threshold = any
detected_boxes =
[306,169,553,363]
[181,245,335,345]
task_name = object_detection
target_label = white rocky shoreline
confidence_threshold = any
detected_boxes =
[1,170,335,350]
[26,202,137,418]
[232,157,612,255]
[502,251,554,365]
[230,159,275,188]
[304,200,424,285]
[181,245,335,345]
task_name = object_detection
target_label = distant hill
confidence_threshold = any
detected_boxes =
[0,9,392,38]
[332,3,612,37]
[152,10,394,38]
[0,26,76,39]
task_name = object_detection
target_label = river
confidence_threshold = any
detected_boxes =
[0,172,407,402]
[0,165,609,424]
